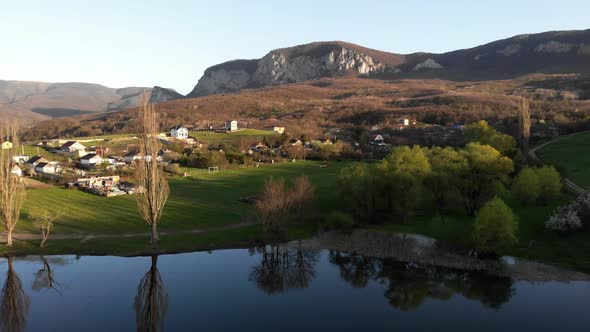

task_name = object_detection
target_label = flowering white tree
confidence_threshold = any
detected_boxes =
[545,206,582,232]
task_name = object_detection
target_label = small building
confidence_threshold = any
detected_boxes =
[225,120,238,132]
[11,165,22,177]
[395,118,410,126]
[59,141,86,154]
[80,153,104,169]
[1,141,13,150]
[91,146,110,156]
[12,155,30,163]
[371,135,384,144]
[35,162,59,175]
[265,126,285,134]
[319,138,333,145]
[289,138,303,146]
[75,175,120,188]
[124,152,143,164]
[171,125,189,139]
[27,156,49,167]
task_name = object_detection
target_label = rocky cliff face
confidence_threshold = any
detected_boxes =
[188,42,394,97]
[188,30,590,96]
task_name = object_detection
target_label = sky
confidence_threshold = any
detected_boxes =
[1,0,588,94]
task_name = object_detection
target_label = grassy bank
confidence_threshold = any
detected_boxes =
[537,131,590,189]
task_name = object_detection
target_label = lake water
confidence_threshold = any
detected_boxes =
[1,246,589,331]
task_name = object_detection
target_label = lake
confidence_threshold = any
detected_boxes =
[1,245,589,331]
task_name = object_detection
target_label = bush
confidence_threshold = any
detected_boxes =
[535,166,562,203]
[511,168,540,205]
[322,211,355,232]
[163,163,182,175]
[472,197,518,254]
[545,206,582,232]
[571,193,590,229]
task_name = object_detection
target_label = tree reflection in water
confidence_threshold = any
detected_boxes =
[32,256,64,294]
[329,251,514,311]
[134,255,169,332]
[249,241,320,294]
[0,257,30,332]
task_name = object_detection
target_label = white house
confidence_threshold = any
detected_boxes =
[35,162,59,175]
[12,155,30,163]
[11,165,22,177]
[80,153,104,169]
[395,118,410,126]
[225,120,238,132]
[59,141,86,155]
[171,125,189,139]
[1,141,13,150]
[27,156,49,167]
[265,126,285,134]
[124,152,143,164]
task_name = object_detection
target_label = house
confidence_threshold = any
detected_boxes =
[265,126,285,134]
[319,138,333,145]
[80,153,104,169]
[1,141,13,150]
[371,135,384,144]
[171,125,189,139]
[35,162,59,175]
[11,165,22,177]
[59,141,86,155]
[395,118,410,126]
[225,120,238,132]
[289,138,303,146]
[12,155,30,163]
[75,175,120,188]
[91,146,110,156]
[124,152,143,164]
[27,156,49,167]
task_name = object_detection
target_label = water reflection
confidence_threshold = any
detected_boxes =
[249,242,320,294]
[32,256,64,294]
[0,257,30,332]
[134,255,169,332]
[329,251,515,310]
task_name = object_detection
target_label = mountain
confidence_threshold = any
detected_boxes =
[0,80,151,122]
[188,29,590,96]
[149,86,184,103]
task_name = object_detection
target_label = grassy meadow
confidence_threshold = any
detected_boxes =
[537,131,590,189]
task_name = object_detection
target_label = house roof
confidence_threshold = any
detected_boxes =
[28,156,48,164]
[81,153,101,160]
[60,141,81,148]
[35,162,50,168]
[171,125,187,130]
[12,165,21,171]
[124,151,141,157]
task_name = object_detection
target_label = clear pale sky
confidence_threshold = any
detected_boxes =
[1,0,588,94]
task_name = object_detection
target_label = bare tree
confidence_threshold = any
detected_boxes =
[135,94,170,243]
[518,97,531,154]
[32,256,63,293]
[0,257,30,332]
[32,211,64,248]
[134,256,168,332]
[0,123,26,247]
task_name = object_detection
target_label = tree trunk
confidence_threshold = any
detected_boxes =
[6,227,13,247]
[40,229,49,248]
[150,223,159,243]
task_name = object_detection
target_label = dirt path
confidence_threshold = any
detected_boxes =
[528,132,588,195]
[0,221,259,243]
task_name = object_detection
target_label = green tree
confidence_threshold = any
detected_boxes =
[535,166,562,204]
[425,147,468,221]
[511,167,540,205]
[459,143,514,215]
[338,163,381,223]
[472,197,518,254]
[464,120,517,156]
[380,145,431,177]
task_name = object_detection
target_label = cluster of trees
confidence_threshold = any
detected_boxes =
[339,143,514,224]
[511,166,562,206]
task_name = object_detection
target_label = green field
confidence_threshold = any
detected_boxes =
[537,131,590,189]
[19,161,344,236]
[190,129,277,146]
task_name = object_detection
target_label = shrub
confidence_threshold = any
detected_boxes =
[545,206,582,232]
[511,168,540,205]
[322,212,355,232]
[472,197,518,254]
[535,166,562,203]
[571,193,590,229]
[163,163,182,175]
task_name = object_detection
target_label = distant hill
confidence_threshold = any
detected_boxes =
[0,80,151,122]
[188,29,590,96]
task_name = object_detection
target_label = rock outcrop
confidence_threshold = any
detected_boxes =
[188,42,399,97]
[149,86,184,103]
